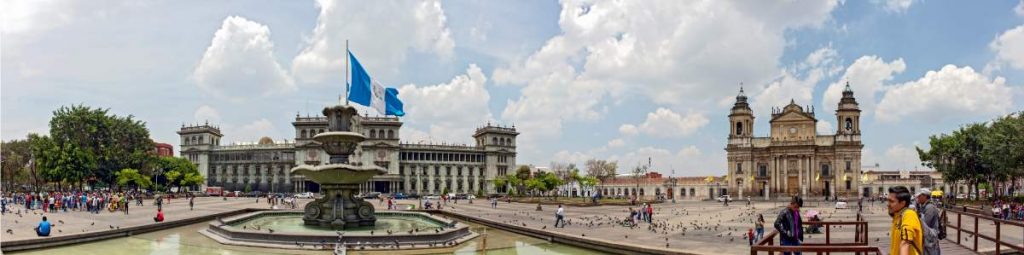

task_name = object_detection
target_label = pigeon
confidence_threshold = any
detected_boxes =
[91,222,95,226]
[268,228,274,233]
[370,230,374,235]
[243,226,247,230]
[59,220,65,225]
[58,229,62,233]
[295,241,303,247]
[6,229,13,235]
[109,225,114,229]
[14,220,17,224]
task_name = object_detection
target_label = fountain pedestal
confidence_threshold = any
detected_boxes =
[291,105,385,229]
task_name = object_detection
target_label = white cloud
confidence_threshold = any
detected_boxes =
[822,56,907,116]
[606,138,625,148]
[0,0,74,36]
[290,0,454,84]
[1015,0,1024,17]
[553,150,594,166]
[192,16,295,102]
[874,0,914,13]
[228,119,283,144]
[193,105,222,124]
[495,0,838,150]
[753,46,839,116]
[875,65,1013,122]
[608,145,712,176]
[816,121,834,134]
[619,124,639,136]
[632,108,709,138]
[989,25,1024,71]
[864,144,924,170]
[397,64,493,145]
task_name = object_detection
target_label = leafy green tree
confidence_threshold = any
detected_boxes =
[1,139,33,190]
[116,168,152,191]
[164,171,182,191]
[179,172,206,192]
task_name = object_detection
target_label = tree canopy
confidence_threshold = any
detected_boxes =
[917,112,1023,198]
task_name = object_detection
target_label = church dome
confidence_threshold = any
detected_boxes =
[258,136,274,145]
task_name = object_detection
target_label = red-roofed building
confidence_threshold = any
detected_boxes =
[154,143,173,157]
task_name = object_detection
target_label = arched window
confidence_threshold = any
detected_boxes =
[821,164,830,176]
[735,122,743,135]
[388,130,395,139]
[301,130,307,139]
[370,129,377,138]
[491,137,497,145]
[845,118,853,131]
[689,188,695,196]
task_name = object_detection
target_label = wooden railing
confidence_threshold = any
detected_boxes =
[751,213,882,255]
[944,207,1024,255]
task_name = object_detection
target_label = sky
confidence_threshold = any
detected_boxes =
[3,0,1023,177]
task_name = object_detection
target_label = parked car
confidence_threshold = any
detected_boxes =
[225,191,239,197]
[392,192,407,199]
[716,195,733,202]
[835,201,848,209]
[295,192,315,199]
[362,192,381,199]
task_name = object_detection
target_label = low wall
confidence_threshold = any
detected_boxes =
[1,208,264,252]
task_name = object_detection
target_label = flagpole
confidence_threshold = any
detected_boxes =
[345,39,350,106]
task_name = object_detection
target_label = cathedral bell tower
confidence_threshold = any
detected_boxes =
[729,86,754,138]
[836,82,861,135]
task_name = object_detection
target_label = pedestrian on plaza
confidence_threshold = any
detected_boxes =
[387,198,393,210]
[123,195,129,215]
[773,195,803,255]
[914,188,942,255]
[755,214,765,241]
[645,203,653,223]
[189,196,195,211]
[154,208,165,222]
[35,216,51,237]
[554,204,565,228]
[888,186,923,255]
[748,228,755,246]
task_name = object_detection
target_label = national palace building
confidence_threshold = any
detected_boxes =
[725,83,864,199]
[178,114,517,195]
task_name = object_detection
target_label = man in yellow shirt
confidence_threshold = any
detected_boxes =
[887,186,923,255]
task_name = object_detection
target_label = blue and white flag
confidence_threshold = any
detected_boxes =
[348,50,405,116]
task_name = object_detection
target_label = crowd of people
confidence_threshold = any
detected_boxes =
[991,200,1024,221]
[1,191,147,215]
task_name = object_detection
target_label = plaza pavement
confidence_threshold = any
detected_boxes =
[1,196,999,254]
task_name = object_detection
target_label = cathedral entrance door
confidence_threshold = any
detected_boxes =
[824,181,831,197]
[787,176,799,195]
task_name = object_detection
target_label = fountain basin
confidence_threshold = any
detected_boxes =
[201,211,476,251]
[290,164,384,185]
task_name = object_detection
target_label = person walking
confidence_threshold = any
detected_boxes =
[773,196,803,255]
[755,214,766,242]
[914,188,942,255]
[888,186,923,255]
[554,204,566,228]
[189,196,195,211]
[645,204,653,223]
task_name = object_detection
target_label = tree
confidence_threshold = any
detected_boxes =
[164,171,182,191]
[179,172,206,192]
[116,168,152,191]
[1,139,33,190]
[515,165,532,180]
[155,156,200,192]
[585,159,618,181]
[33,105,155,190]
[918,112,1024,199]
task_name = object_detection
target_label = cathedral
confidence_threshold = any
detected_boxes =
[725,83,864,198]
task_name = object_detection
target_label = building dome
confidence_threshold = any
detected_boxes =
[258,136,274,145]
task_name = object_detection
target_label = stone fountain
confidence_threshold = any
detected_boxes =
[290,105,385,229]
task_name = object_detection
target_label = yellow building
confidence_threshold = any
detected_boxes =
[725,83,864,198]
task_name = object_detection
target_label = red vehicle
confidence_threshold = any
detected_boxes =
[206,187,224,196]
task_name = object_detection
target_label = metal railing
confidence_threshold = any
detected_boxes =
[944,207,1024,255]
[751,214,882,255]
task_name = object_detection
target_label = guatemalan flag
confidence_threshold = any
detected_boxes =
[348,50,405,116]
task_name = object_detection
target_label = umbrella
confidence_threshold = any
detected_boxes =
[804,210,819,218]
[931,190,943,197]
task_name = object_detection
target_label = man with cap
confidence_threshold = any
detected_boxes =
[915,188,941,255]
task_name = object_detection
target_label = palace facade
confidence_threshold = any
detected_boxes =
[178,114,517,195]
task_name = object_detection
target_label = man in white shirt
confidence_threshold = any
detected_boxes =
[554,204,565,228]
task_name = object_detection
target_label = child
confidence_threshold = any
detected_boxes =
[748,228,756,246]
